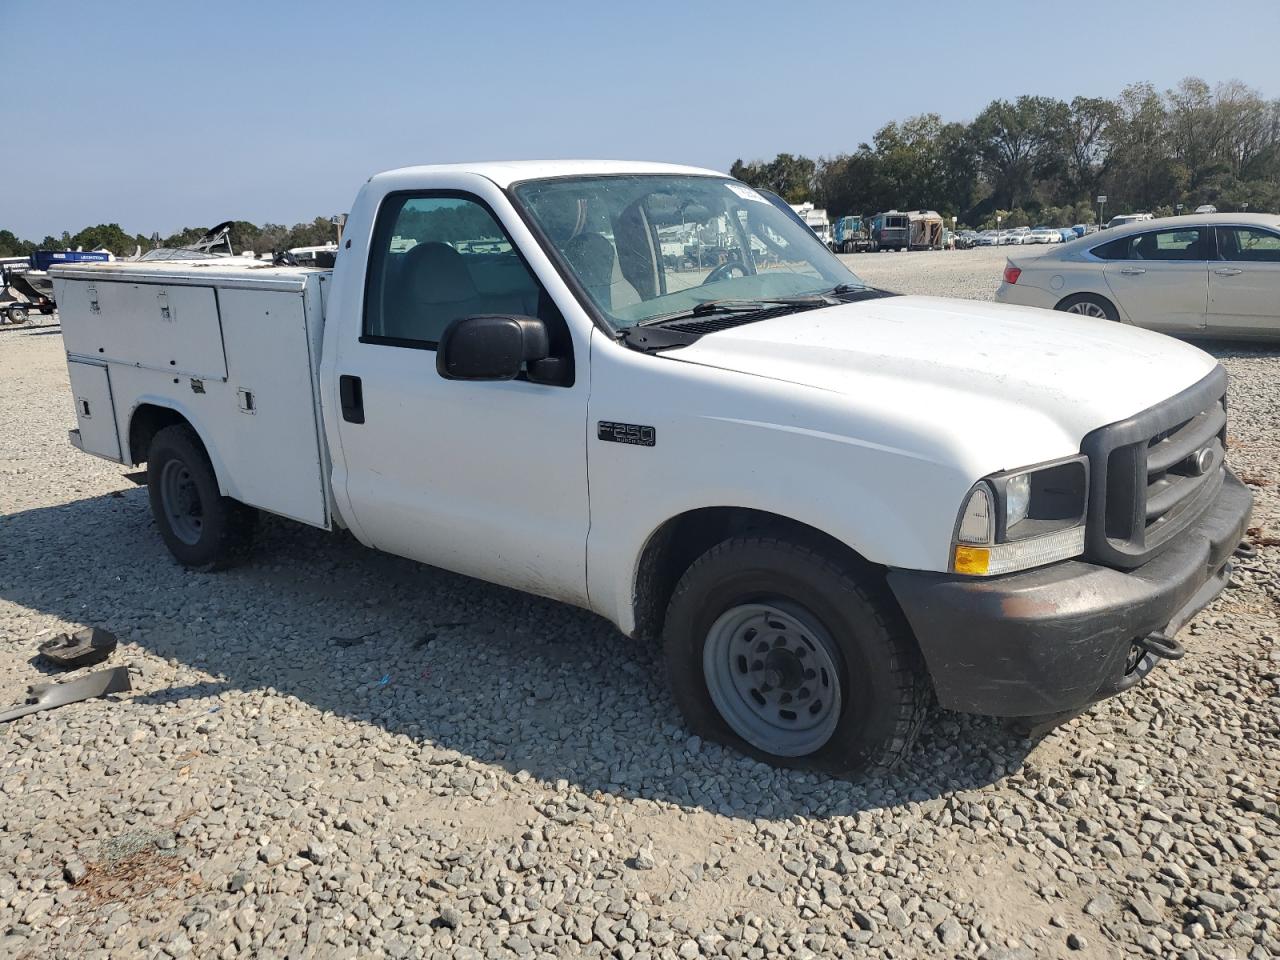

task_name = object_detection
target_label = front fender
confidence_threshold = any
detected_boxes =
[583,335,976,634]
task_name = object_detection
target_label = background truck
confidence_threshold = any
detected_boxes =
[54,160,1252,776]
[869,210,910,251]
[833,215,873,253]
[788,201,833,249]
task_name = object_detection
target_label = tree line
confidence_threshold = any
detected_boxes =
[731,77,1280,229]
[0,219,339,260]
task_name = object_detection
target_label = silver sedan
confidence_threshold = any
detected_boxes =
[995,213,1280,339]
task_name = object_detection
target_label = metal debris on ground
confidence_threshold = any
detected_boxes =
[37,626,118,669]
[0,666,130,723]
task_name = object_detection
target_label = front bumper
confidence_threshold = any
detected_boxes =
[886,470,1253,718]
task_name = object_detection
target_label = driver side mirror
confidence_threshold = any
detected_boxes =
[436,314,550,381]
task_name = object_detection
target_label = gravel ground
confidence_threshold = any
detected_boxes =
[1,253,1277,960]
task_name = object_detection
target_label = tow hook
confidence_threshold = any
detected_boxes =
[1136,631,1185,661]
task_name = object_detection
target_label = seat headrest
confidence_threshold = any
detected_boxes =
[402,242,478,303]
[563,232,616,288]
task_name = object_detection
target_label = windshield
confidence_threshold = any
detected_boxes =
[512,174,864,329]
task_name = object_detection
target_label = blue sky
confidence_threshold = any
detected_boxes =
[7,0,1279,239]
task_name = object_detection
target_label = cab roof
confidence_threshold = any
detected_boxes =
[370,159,725,189]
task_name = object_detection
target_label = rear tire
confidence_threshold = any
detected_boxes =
[7,305,29,324]
[1056,293,1119,322]
[663,536,929,776]
[147,424,256,570]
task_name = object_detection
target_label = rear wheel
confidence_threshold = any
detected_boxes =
[147,424,255,570]
[1056,293,1119,321]
[6,305,29,324]
[663,536,929,775]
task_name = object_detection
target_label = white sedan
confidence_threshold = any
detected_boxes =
[995,213,1280,339]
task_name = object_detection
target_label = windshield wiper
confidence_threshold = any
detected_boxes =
[637,295,832,328]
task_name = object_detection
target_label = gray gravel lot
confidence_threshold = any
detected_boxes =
[1,250,1277,960]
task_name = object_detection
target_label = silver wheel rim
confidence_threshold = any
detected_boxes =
[1066,300,1108,319]
[702,602,843,757]
[159,459,204,545]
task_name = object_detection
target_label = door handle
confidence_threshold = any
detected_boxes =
[1213,267,1243,276]
[339,375,365,424]
[1119,267,1146,275]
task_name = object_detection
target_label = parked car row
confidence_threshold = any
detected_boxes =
[997,212,1280,339]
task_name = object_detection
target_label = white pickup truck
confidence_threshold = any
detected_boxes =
[54,161,1252,775]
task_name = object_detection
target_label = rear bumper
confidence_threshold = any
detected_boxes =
[994,281,1054,308]
[886,470,1253,717]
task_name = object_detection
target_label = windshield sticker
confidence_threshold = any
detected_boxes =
[726,183,767,203]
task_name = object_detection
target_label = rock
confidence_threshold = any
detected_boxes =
[438,904,463,929]
[1067,933,1087,950]
[631,842,656,871]
[22,896,53,924]
[258,844,285,866]
[1127,896,1162,925]
[1084,893,1117,917]
[63,859,88,884]
[302,842,334,866]
[1198,891,1237,912]
[936,917,964,948]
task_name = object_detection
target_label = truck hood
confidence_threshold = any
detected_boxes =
[668,295,1219,468]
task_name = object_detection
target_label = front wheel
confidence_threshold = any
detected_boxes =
[147,424,256,570]
[6,305,29,324]
[1055,293,1119,321]
[663,537,929,775]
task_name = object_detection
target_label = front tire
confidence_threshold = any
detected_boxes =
[147,424,255,570]
[1056,293,1119,321]
[663,536,929,776]
[7,305,29,324]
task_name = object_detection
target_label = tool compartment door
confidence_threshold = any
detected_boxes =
[212,285,329,528]
[67,360,122,460]
[59,280,228,379]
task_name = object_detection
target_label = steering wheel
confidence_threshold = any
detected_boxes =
[702,259,748,284]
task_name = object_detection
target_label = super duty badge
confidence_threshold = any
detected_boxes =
[598,421,655,447]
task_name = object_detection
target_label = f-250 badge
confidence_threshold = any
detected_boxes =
[597,421,656,447]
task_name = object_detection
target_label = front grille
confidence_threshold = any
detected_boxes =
[1082,367,1228,569]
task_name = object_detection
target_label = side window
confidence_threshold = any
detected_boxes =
[1093,228,1204,261]
[1217,226,1280,263]
[1090,236,1128,260]
[363,194,550,347]
[1138,228,1204,260]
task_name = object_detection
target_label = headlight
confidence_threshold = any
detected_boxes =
[1005,473,1031,528]
[951,457,1089,576]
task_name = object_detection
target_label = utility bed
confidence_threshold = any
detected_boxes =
[53,259,335,529]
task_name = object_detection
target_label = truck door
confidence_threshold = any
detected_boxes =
[330,192,590,607]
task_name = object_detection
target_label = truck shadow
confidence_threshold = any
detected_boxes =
[1,489,1040,820]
